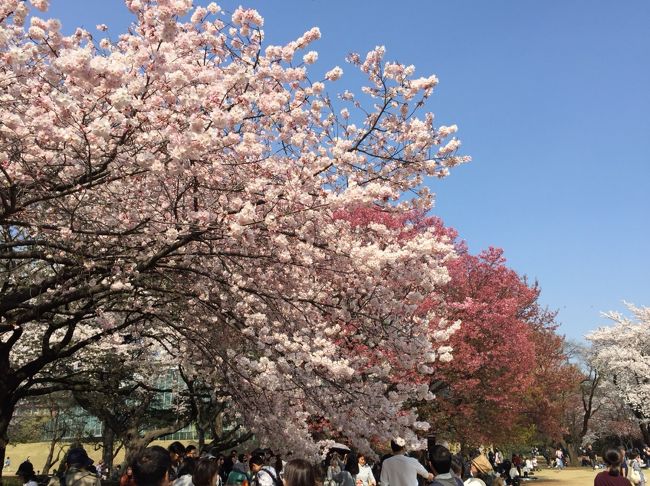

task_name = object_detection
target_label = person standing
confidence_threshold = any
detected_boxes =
[64,448,101,486]
[357,455,376,486]
[618,448,628,480]
[169,442,187,481]
[465,455,493,486]
[333,453,359,486]
[631,451,645,486]
[428,445,463,486]
[119,466,137,486]
[193,457,221,486]
[594,450,632,486]
[380,439,433,486]
[554,449,564,470]
[250,455,281,486]
[494,451,503,469]
[326,452,343,486]
[133,446,173,486]
[283,459,316,486]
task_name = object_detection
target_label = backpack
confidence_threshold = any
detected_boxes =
[258,467,282,486]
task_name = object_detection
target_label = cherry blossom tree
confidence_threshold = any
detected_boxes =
[588,304,650,444]
[560,342,608,465]
[72,352,192,465]
[331,210,577,450]
[0,0,469,472]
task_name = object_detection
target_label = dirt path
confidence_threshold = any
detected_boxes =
[533,466,600,486]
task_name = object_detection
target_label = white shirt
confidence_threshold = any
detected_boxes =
[255,467,279,486]
[464,479,486,486]
[357,464,376,486]
[380,455,429,486]
[174,475,194,486]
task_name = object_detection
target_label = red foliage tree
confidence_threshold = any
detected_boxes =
[410,217,579,448]
[422,245,540,447]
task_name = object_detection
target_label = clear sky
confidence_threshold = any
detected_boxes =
[44,0,650,341]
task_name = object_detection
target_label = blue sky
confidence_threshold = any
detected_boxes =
[45,0,649,341]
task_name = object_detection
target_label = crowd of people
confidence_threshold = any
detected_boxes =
[10,439,650,486]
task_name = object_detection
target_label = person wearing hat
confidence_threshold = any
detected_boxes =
[464,455,493,486]
[17,460,38,486]
[64,447,101,486]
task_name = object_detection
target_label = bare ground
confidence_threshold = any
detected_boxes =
[530,466,600,486]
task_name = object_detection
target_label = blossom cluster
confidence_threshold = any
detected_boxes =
[0,0,469,456]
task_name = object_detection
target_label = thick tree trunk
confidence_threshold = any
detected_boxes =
[124,433,149,466]
[640,423,650,446]
[197,426,206,452]
[567,443,579,467]
[102,423,115,476]
[0,399,17,484]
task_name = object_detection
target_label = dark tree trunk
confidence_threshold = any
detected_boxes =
[567,443,579,467]
[42,435,60,475]
[0,395,17,484]
[197,426,206,452]
[124,431,149,466]
[640,423,650,446]
[102,423,115,476]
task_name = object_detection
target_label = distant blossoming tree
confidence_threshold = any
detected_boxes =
[0,0,469,471]
[588,304,650,443]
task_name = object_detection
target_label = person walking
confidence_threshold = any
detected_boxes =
[380,438,433,486]
[630,451,645,486]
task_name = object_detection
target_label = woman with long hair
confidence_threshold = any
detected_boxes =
[119,466,137,486]
[356,455,375,486]
[284,459,316,486]
[594,449,633,486]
